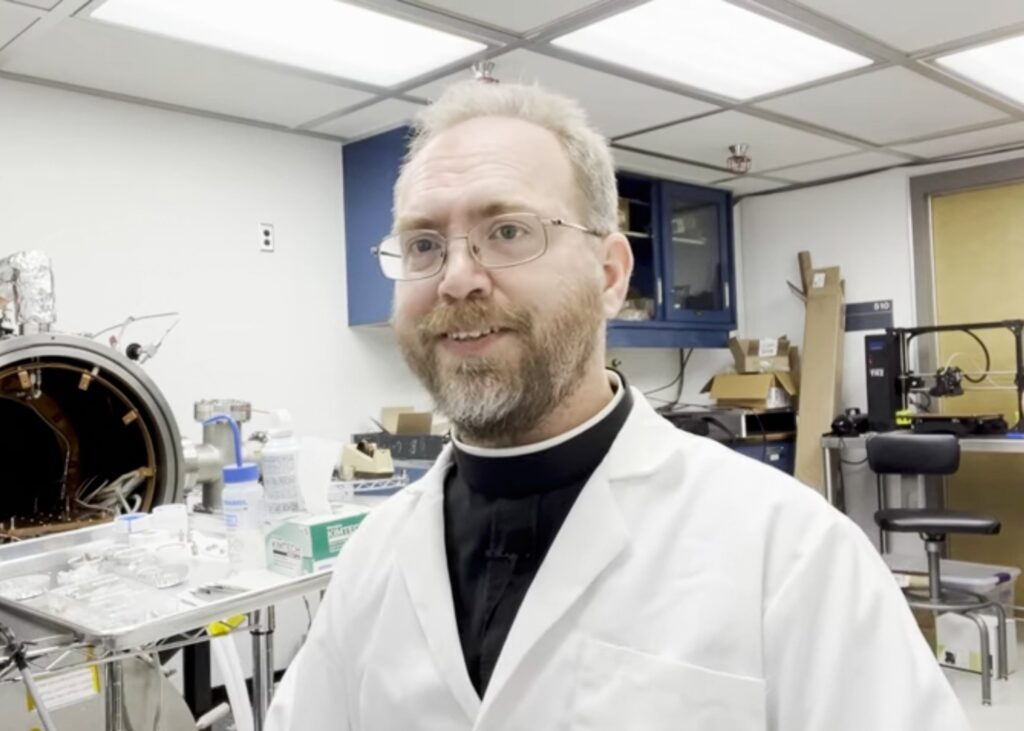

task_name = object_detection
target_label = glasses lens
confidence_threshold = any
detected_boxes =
[377,232,445,280]
[471,213,546,268]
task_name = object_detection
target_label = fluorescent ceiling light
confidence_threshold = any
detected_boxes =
[551,0,871,100]
[936,34,1024,106]
[90,0,485,87]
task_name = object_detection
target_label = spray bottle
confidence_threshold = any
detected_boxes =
[205,415,266,572]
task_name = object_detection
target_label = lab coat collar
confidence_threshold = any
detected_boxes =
[396,389,675,723]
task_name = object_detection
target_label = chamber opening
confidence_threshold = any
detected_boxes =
[0,359,158,540]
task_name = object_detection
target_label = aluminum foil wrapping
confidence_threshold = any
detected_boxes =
[0,250,56,331]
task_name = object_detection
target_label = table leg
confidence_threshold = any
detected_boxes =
[183,641,212,719]
[250,606,276,731]
[104,660,125,731]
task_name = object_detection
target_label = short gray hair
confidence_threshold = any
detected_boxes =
[395,81,618,235]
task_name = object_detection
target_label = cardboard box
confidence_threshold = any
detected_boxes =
[352,405,448,462]
[702,372,798,411]
[729,336,797,374]
[793,261,845,492]
[266,506,369,577]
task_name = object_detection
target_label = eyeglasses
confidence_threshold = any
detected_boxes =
[371,212,603,281]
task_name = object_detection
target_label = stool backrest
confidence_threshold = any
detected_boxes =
[866,433,960,475]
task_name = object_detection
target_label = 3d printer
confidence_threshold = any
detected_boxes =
[865,320,1024,435]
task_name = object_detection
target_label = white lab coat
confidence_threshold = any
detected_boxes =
[268,390,969,731]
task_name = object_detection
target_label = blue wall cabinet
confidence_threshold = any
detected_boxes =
[343,131,736,349]
[607,175,736,348]
[342,126,409,326]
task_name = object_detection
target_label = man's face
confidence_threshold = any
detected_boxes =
[391,116,619,444]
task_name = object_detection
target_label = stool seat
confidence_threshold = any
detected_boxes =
[875,508,1000,536]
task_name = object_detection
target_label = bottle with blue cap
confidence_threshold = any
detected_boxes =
[206,414,266,572]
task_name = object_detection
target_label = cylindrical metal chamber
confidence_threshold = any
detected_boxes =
[0,333,184,540]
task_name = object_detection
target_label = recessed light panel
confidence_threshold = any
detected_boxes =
[937,34,1024,106]
[91,0,485,87]
[552,0,871,100]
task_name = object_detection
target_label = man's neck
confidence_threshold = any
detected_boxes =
[460,365,616,449]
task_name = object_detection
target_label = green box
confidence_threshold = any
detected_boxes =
[266,506,368,577]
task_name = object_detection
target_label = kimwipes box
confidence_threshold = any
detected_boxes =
[266,506,368,577]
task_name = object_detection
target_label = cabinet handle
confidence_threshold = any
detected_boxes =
[724,282,730,309]
[656,279,663,306]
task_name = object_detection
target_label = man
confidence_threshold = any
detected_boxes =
[268,82,969,730]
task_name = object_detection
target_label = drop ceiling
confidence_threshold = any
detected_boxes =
[2,0,1024,195]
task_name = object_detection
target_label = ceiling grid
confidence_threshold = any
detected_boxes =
[0,0,1022,192]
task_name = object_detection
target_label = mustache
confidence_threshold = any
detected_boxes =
[417,300,532,339]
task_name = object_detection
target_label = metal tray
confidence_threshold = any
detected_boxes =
[0,522,332,650]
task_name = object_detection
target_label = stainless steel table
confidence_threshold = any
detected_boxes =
[821,433,1024,509]
[0,520,333,731]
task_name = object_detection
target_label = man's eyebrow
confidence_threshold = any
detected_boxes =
[393,200,542,234]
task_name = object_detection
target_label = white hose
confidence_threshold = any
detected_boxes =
[210,636,254,731]
[195,702,230,730]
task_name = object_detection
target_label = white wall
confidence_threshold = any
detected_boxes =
[736,149,1024,546]
[0,77,430,444]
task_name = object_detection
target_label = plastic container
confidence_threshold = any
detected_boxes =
[261,409,304,516]
[886,554,1020,611]
[152,503,189,542]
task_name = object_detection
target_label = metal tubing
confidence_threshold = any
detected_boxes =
[105,660,126,731]
[991,602,1009,681]
[250,607,276,731]
[926,540,943,603]
[823,445,835,507]
[967,611,993,705]
[876,475,889,553]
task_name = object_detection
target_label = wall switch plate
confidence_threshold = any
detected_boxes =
[259,223,275,252]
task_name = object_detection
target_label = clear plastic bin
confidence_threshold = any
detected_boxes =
[885,554,1020,613]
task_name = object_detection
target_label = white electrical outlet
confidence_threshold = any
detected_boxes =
[259,223,275,252]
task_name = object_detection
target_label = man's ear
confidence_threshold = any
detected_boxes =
[600,233,633,320]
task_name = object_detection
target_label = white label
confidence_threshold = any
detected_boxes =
[28,668,99,711]
[757,338,778,358]
[812,272,826,289]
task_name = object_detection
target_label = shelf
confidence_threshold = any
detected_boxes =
[623,231,652,239]
[672,236,707,246]
[620,197,651,207]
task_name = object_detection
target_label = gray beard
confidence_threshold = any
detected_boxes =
[396,285,603,446]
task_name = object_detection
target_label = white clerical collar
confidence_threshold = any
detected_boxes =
[453,370,625,458]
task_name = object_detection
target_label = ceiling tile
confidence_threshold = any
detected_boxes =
[0,2,37,48]
[2,0,57,10]
[892,121,1024,158]
[406,0,605,34]
[1,19,373,128]
[310,99,424,139]
[713,177,793,195]
[618,111,858,171]
[410,50,717,138]
[756,67,1006,144]
[765,150,908,182]
[792,0,1024,52]
[612,148,724,184]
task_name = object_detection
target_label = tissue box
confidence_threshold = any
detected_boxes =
[266,506,368,577]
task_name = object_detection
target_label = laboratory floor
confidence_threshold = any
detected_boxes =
[946,634,1024,730]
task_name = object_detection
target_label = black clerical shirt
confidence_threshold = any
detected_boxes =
[443,375,634,696]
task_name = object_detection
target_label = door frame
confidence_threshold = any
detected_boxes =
[909,157,1024,372]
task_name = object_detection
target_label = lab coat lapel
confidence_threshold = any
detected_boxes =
[478,466,629,718]
[397,455,482,723]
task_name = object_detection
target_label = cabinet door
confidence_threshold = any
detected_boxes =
[343,126,409,326]
[659,182,735,326]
